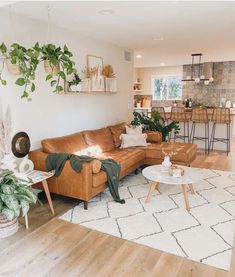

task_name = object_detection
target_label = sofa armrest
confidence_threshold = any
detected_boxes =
[29,149,93,200]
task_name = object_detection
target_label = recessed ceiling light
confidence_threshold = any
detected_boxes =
[136,54,142,59]
[153,37,164,41]
[160,62,165,66]
[98,9,115,15]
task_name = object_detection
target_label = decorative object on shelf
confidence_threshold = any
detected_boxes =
[0,170,37,238]
[182,53,214,85]
[133,78,143,92]
[131,111,180,141]
[6,58,21,75]
[87,55,104,91]
[0,105,17,172]
[68,73,82,91]
[102,65,117,92]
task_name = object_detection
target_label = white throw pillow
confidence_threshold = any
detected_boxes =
[120,133,148,148]
[125,125,142,134]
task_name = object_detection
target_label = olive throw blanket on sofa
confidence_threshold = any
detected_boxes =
[46,153,125,204]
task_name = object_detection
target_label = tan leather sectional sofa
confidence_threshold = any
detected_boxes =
[29,122,197,209]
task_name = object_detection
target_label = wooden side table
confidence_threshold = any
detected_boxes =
[24,170,55,229]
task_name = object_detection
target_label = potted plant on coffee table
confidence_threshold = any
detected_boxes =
[0,170,37,238]
[40,43,77,93]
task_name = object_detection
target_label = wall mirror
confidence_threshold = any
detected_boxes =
[11,132,31,158]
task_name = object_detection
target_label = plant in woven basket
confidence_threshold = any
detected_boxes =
[0,170,37,221]
[41,44,77,93]
[131,111,180,141]
[102,65,116,78]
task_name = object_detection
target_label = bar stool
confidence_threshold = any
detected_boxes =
[209,108,231,155]
[190,107,209,154]
[151,107,168,123]
[170,107,190,143]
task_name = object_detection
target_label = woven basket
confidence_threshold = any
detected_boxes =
[44,59,60,75]
[6,59,21,75]
[0,214,19,239]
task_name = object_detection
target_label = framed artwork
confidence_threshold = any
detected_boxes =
[87,55,104,91]
[87,55,103,72]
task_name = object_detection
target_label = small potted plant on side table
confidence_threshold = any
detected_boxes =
[0,170,37,238]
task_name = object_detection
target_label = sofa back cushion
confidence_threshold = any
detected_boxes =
[42,132,88,154]
[83,127,115,152]
[108,122,126,148]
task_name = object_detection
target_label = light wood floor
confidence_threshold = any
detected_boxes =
[1,148,235,277]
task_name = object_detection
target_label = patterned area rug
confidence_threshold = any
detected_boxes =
[60,168,235,271]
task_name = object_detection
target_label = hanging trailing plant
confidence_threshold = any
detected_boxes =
[0,42,77,99]
[41,44,77,93]
[8,43,41,99]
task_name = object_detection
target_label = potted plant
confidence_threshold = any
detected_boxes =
[0,170,37,238]
[102,65,117,92]
[131,111,180,141]
[7,43,41,100]
[68,73,82,91]
[40,44,77,93]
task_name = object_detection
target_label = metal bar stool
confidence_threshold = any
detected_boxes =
[151,107,168,123]
[190,107,209,154]
[209,108,231,155]
[170,107,190,143]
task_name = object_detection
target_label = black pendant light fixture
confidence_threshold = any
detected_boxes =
[182,53,214,85]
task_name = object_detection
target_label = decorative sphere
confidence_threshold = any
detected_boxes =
[195,78,200,83]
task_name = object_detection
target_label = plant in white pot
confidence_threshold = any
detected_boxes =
[0,170,37,238]
[68,73,82,92]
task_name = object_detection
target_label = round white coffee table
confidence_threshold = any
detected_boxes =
[142,165,203,211]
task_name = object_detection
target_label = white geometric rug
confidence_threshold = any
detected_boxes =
[60,168,235,271]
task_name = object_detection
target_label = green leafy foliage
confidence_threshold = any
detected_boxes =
[0,170,37,221]
[131,111,180,141]
[68,73,82,87]
[0,42,77,98]
[41,43,77,94]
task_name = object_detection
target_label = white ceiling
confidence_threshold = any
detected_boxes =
[2,1,235,67]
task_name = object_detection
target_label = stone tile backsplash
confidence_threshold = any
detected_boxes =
[183,61,235,107]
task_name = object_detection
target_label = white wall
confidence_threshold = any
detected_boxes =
[0,11,133,150]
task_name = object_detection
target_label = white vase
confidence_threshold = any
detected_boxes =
[69,85,77,92]
[161,155,172,171]
[0,154,18,172]
[105,77,117,92]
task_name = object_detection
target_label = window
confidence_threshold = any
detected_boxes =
[152,75,182,100]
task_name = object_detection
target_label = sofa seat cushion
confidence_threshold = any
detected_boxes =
[144,142,197,165]
[83,127,115,153]
[108,122,126,148]
[42,132,88,154]
[92,148,145,188]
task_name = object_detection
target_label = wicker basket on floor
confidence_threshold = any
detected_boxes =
[0,214,19,239]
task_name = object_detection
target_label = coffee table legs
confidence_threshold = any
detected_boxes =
[146,181,159,203]
[182,184,193,211]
